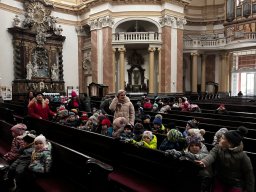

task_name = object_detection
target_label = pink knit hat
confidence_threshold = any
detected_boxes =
[10,123,27,136]
[71,90,77,97]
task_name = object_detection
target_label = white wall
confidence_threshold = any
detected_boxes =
[0,1,79,90]
[0,8,15,88]
[61,24,79,89]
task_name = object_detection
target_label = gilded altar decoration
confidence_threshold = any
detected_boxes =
[8,0,66,100]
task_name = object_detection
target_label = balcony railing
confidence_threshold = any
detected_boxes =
[184,32,256,49]
[112,32,161,44]
[111,32,256,48]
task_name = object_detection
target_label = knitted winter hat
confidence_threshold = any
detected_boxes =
[153,117,162,125]
[113,117,127,130]
[21,130,37,144]
[10,123,27,136]
[155,114,162,120]
[186,135,202,148]
[34,134,47,147]
[188,128,205,142]
[187,119,199,128]
[71,90,77,97]
[124,124,133,131]
[224,126,248,147]
[101,118,111,127]
[213,128,228,145]
[80,112,88,121]
[167,129,183,142]
[142,131,153,140]
[134,123,144,133]
[153,103,158,108]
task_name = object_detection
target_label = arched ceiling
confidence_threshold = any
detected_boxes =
[185,0,225,25]
[50,0,226,24]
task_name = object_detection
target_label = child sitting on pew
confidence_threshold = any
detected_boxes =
[28,134,52,174]
[183,119,199,138]
[159,129,186,151]
[5,130,36,191]
[120,124,134,142]
[196,126,255,192]
[212,128,228,146]
[165,135,211,192]
[100,118,113,137]
[152,114,166,134]
[3,123,27,164]
[132,131,157,150]
[214,103,228,115]
[112,117,127,139]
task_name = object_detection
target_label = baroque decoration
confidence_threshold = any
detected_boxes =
[8,0,66,101]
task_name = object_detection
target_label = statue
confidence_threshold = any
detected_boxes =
[26,61,33,80]
[133,70,140,85]
[51,63,59,80]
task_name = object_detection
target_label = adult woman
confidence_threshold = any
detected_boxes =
[109,89,135,126]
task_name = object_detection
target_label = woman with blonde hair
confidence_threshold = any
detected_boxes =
[109,89,135,126]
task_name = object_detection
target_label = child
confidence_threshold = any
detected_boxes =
[112,117,127,139]
[152,115,166,134]
[3,123,27,163]
[6,131,36,191]
[159,129,185,151]
[100,118,113,137]
[28,134,52,174]
[165,135,211,192]
[133,130,157,149]
[183,119,199,138]
[120,124,134,142]
[196,126,255,192]
[132,122,144,142]
[212,128,228,146]
[214,103,228,115]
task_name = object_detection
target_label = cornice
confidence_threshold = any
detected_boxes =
[0,3,23,14]
[13,0,190,16]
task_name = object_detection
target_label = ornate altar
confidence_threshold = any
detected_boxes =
[8,0,65,101]
[125,50,148,93]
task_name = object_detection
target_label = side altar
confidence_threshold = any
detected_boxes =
[8,0,66,101]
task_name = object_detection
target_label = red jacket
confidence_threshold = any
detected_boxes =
[28,99,55,120]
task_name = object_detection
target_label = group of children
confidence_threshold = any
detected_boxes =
[2,123,51,192]
[23,92,255,192]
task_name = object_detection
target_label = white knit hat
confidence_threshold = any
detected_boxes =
[34,134,47,147]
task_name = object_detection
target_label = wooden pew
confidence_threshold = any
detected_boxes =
[146,112,256,139]
[25,117,116,165]
[167,109,256,124]
[0,120,113,192]
[25,117,203,191]
[193,102,256,115]
[0,120,13,157]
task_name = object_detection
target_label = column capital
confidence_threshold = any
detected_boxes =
[148,47,156,52]
[88,16,114,30]
[191,52,200,56]
[159,15,186,29]
[118,47,126,52]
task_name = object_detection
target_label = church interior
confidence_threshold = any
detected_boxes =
[1,0,256,100]
[0,1,256,192]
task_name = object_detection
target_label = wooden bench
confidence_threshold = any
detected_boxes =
[25,117,203,191]
[32,141,113,192]
[0,120,113,192]
[0,120,13,157]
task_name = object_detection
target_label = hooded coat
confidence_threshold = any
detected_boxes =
[109,96,135,126]
[202,144,254,192]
